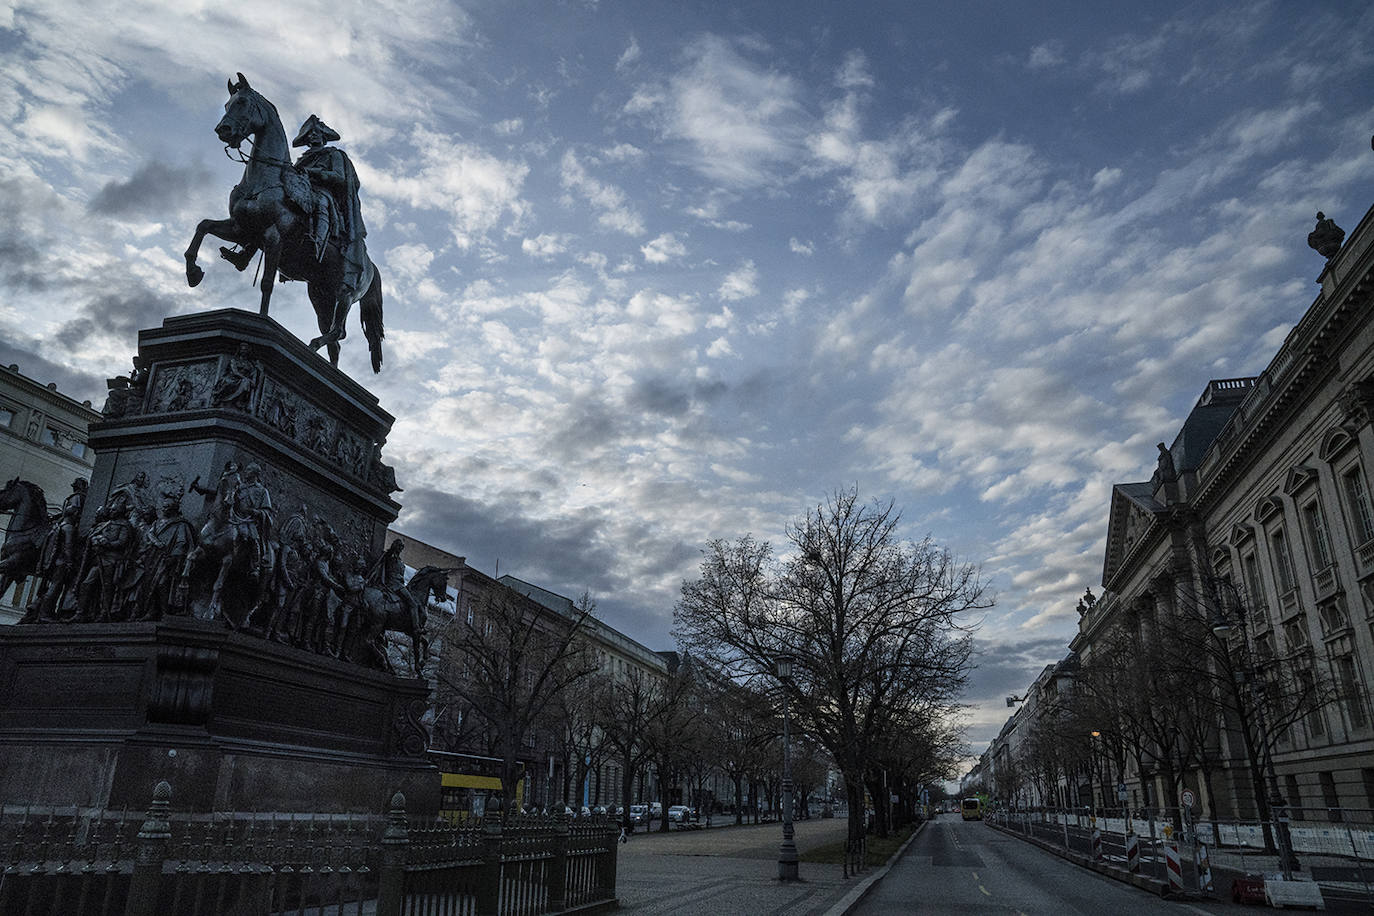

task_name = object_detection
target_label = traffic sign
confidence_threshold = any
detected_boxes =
[1181,788,1196,810]
[1117,783,1127,802]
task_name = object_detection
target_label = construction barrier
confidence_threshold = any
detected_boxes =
[1125,831,1139,873]
[1164,836,1183,892]
[1196,842,1212,892]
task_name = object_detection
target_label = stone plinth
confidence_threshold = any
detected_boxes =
[86,309,401,624]
[0,617,438,813]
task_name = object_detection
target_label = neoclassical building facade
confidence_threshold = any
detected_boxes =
[982,199,1374,818]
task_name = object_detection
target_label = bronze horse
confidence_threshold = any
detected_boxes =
[358,565,457,674]
[184,73,385,372]
[0,479,50,606]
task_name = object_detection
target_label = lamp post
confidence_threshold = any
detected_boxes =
[1088,730,1101,818]
[776,653,799,881]
[1213,599,1299,879]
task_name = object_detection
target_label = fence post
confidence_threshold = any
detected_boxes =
[476,816,503,916]
[376,792,409,916]
[547,813,569,911]
[597,822,618,901]
[125,781,172,916]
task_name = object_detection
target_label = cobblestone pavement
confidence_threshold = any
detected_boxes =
[615,817,872,915]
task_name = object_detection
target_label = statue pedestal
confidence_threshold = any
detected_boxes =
[0,309,438,814]
[86,308,400,624]
[0,617,437,813]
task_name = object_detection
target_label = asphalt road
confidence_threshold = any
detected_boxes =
[852,814,1217,915]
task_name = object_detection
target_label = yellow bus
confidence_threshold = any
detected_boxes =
[960,797,984,820]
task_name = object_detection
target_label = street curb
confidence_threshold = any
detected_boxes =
[987,821,1178,898]
[821,819,929,916]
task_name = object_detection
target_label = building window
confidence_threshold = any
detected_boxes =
[1336,654,1368,730]
[1272,529,1297,594]
[1286,774,1304,819]
[1299,669,1326,739]
[1344,467,1374,546]
[1302,500,1334,570]
[1319,771,1341,822]
[0,405,13,428]
[1282,617,1309,652]
[1243,553,1267,614]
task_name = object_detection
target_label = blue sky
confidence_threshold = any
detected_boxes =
[2,0,1373,760]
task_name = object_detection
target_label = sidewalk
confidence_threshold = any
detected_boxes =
[615,817,890,916]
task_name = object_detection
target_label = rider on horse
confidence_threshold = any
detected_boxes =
[375,538,422,638]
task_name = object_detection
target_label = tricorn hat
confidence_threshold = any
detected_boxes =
[293,114,340,147]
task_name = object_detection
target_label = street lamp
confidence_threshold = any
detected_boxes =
[1089,730,1101,817]
[1212,595,1299,879]
[776,653,799,881]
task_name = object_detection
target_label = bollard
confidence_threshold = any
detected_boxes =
[1125,831,1139,874]
[1197,842,1212,893]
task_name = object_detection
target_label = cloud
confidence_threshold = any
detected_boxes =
[361,127,529,250]
[559,149,645,235]
[836,50,874,89]
[641,232,687,264]
[717,261,758,301]
[87,160,210,219]
[629,34,809,188]
[1027,42,1065,70]
[617,36,642,72]
[1091,166,1122,192]
[522,233,572,258]
[789,237,813,256]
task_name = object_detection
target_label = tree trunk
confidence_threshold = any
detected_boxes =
[846,778,867,847]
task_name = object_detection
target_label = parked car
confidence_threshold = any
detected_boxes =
[650,802,662,818]
[628,805,648,825]
[668,805,693,823]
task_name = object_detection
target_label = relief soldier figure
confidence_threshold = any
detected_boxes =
[139,483,198,620]
[74,490,136,622]
[230,462,274,579]
[211,343,261,410]
[23,478,87,622]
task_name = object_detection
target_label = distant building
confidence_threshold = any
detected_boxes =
[976,198,1374,819]
[0,363,100,622]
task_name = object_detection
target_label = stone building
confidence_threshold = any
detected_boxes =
[0,363,100,622]
[979,198,1374,820]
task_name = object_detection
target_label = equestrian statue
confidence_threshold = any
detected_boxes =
[184,73,385,372]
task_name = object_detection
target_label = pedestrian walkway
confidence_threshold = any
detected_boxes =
[615,817,870,915]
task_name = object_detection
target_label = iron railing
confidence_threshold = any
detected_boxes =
[0,782,619,916]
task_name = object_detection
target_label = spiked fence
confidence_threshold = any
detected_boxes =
[0,782,619,916]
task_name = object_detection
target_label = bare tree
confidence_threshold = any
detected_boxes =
[436,585,599,811]
[674,486,987,848]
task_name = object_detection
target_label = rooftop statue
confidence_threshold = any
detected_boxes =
[184,74,386,372]
[1307,211,1345,261]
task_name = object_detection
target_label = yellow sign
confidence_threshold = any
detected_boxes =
[441,772,503,790]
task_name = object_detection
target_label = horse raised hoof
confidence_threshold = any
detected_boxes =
[186,263,204,287]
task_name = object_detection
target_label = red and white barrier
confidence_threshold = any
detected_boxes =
[1165,838,1183,892]
[1125,832,1139,873]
